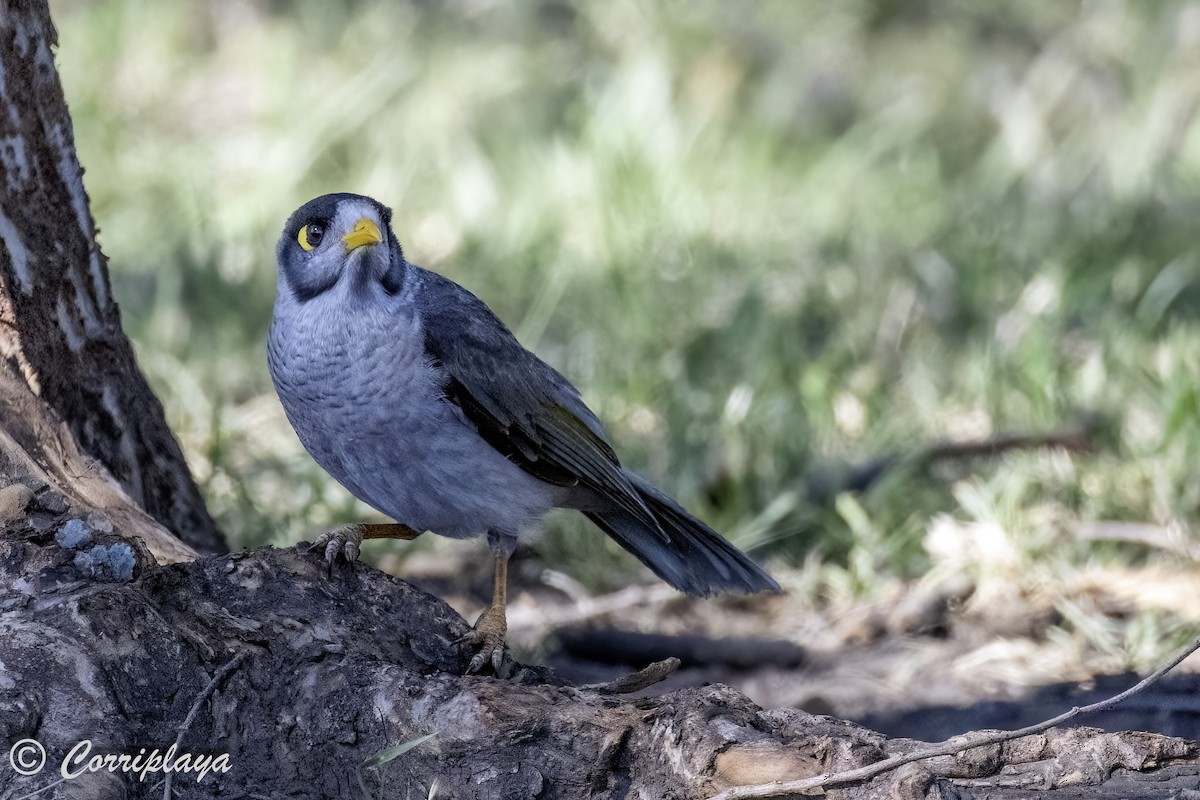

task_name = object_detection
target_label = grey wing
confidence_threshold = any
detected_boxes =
[415,268,662,533]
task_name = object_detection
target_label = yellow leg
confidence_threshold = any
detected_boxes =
[458,548,510,674]
[360,522,423,542]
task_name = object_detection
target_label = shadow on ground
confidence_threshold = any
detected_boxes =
[858,673,1200,742]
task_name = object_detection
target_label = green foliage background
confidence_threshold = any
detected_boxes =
[50,0,1200,662]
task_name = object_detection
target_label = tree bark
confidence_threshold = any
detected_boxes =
[1,541,1196,800]
[0,0,223,555]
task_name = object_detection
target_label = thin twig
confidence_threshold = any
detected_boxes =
[1070,520,1200,560]
[11,776,68,800]
[833,422,1099,496]
[920,428,1094,463]
[708,633,1200,800]
[162,651,249,800]
[581,657,681,694]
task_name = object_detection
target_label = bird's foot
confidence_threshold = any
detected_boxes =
[310,523,365,570]
[456,603,508,675]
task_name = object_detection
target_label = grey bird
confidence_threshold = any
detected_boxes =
[268,193,780,673]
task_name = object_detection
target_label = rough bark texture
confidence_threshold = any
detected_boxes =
[0,365,195,564]
[0,0,223,555]
[1,537,1197,800]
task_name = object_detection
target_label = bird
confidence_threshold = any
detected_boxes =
[267,192,780,674]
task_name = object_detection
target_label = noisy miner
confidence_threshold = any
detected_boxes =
[268,193,780,674]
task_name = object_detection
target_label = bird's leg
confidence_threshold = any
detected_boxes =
[310,522,423,567]
[457,533,514,675]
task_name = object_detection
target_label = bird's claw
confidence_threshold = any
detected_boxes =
[458,604,507,675]
[310,524,364,573]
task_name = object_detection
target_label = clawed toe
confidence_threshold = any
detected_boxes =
[472,649,503,675]
[452,629,480,648]
[465,635,505,675]
[309,524,364,572]
[459,604,508,675]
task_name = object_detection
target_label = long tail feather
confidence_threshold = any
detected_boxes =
[585,471,779,597]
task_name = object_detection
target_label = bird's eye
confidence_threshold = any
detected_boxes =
[298,222,326,252]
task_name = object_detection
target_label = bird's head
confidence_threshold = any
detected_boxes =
[276,193,407,301]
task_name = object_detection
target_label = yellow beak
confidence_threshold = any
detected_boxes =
[342,218,383,251]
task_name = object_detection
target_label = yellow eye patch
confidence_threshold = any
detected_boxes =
[298,222,325,252]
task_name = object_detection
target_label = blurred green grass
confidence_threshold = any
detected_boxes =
[50,0,1200,666]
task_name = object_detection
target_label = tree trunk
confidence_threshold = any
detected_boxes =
[0,3,1196,800]
[0,0,223,556]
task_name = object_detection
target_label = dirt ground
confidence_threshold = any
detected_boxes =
[391,541,1200,743]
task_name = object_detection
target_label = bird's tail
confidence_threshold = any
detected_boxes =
[585,471,780,597]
